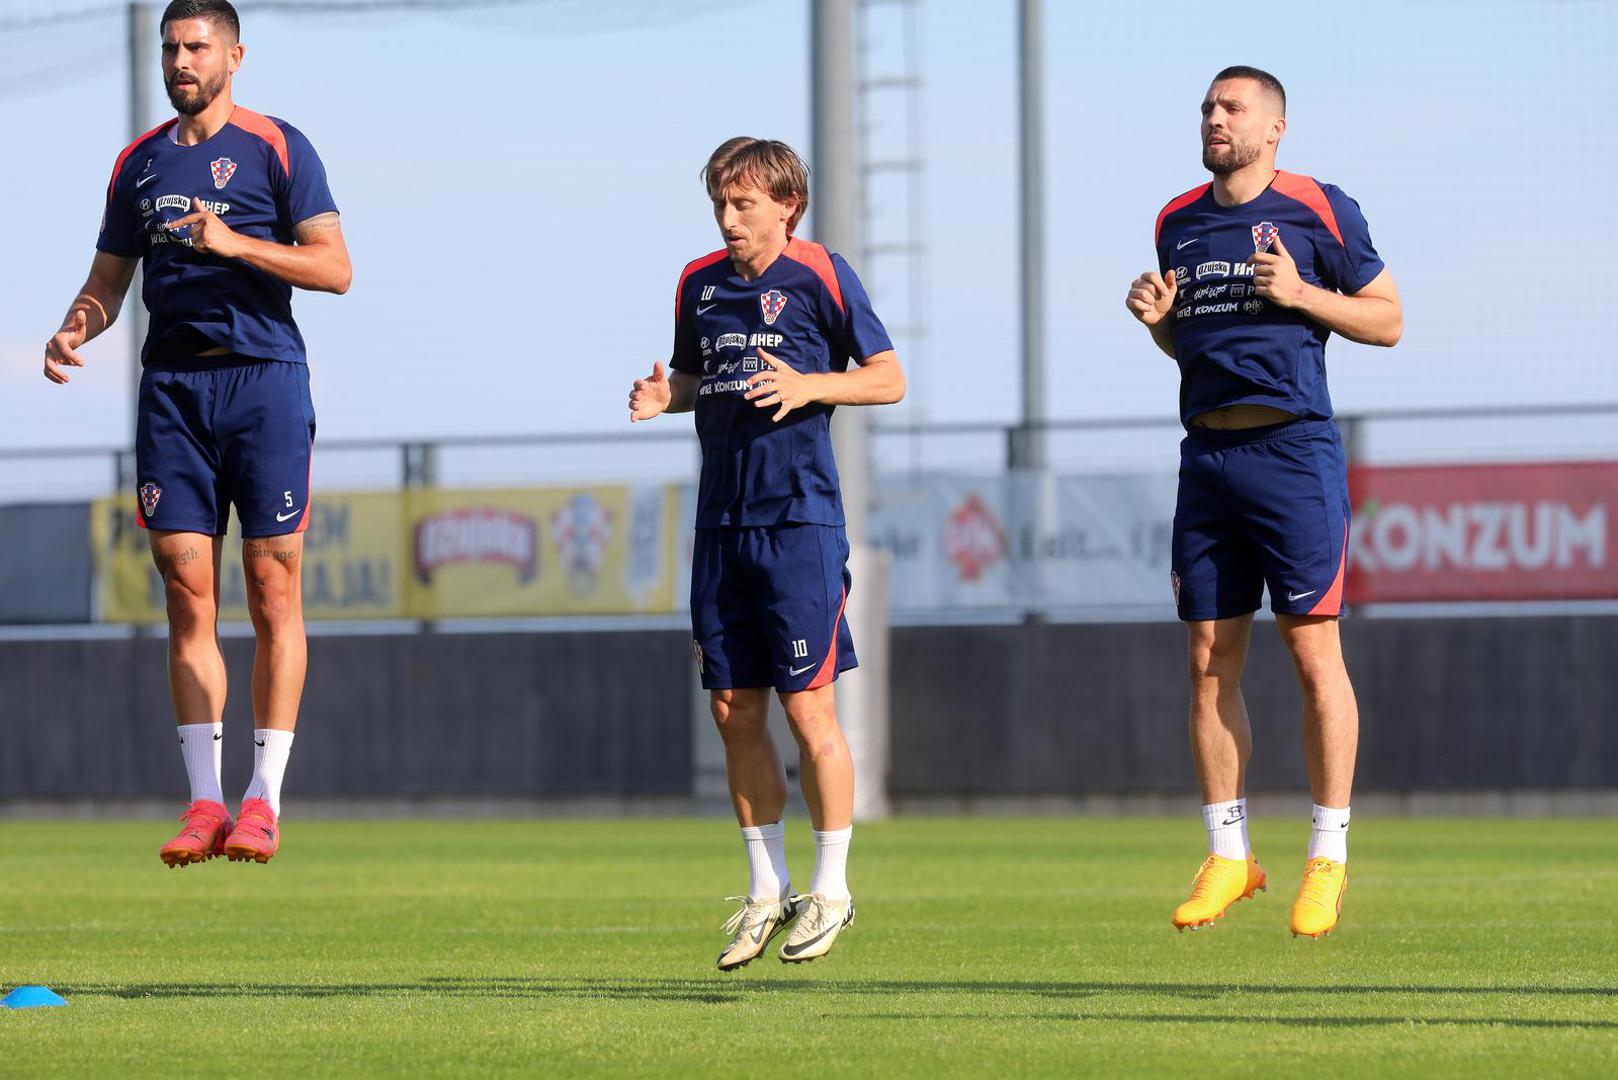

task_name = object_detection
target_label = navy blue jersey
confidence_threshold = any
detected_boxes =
[97,106,338,366]
[1154,171,1384,428]
[670,237,893,528]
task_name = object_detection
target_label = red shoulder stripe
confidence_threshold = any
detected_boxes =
[1271,171,1344,247]
[227,106,291,177]
[107,120,177,204]
[1154,183,1211,245]
[783,236,844,312]
[675,249,729,321]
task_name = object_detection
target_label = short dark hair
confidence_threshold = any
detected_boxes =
[161,0,240,41]
[1212,65,1285,115]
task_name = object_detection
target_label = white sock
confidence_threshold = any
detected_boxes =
[1202,798,1250,860]
[809,826,853,901]
[243,728,295,816]
[177,722,224,805]
[740,821,791,901]
[1308,804,1351,862]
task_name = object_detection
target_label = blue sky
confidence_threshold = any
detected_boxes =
[1,0,1614,489]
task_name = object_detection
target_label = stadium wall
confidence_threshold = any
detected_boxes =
[1,616,1612,801]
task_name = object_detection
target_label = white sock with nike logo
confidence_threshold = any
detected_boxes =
[1307,804,1351,862]
[177,722,224,805]
[809,826,853,901]
[243,728,295,815]
[1202,798,1250,859]
[740,821,791,901]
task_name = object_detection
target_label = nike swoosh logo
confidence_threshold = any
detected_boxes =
[1176,237,1198,249]
[1287,589,1317,602]
[136,174,159,188]
[1221,813,1244,826]
[213,733,222,741]
[696,304,718,315]
[788,663,815,676]
[255,739,266,747]
[781,909,850,956]
[276,508,301,522]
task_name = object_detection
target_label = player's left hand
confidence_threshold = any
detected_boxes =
[744,347,816,422]
[1249,232,1308,309]
[167,196,245,259]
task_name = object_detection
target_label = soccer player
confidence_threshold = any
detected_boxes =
[43,0,349,867]
[628,138,904,969]
[1125,67,1401,937]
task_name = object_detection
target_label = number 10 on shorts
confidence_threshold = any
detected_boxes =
[791,639,808,659]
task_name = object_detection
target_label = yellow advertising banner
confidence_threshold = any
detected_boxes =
[402,485,679,617]
[90,484,680,622]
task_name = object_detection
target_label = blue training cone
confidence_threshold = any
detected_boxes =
[3,986,68,1009]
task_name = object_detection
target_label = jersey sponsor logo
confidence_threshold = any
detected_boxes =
[413,508,538,583]
[1174,266,1190,284]
[716,333,748,350]
[1251,221,1278,253]
[210,156,238,190]
[742,356,760,372]
[1195,260,1231,280]
[698,378,750,396]
[1242,298,1265,314]
[760,289,788,325]
[139,482,162,518]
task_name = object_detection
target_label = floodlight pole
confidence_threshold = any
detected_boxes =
[128,2,154,458]
[1015,0,1045,471]
[813,0,890,820]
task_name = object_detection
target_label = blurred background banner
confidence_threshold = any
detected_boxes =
[88,483,681,622]
[1349,461,1618,603]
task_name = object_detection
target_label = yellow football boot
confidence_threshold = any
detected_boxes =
[1172,853,1267,930]
[1291,857,1348,938]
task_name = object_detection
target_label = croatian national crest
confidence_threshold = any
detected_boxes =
[1251,221,1278,253]
[139,482,162,519]
[210,157,238,190]
[759,289,788,325]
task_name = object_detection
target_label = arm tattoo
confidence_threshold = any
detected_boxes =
[293,213,341,244]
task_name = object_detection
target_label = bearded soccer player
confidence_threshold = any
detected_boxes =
[44,0,350,867]
[628,138,904,969]
[1125,67,1401,937]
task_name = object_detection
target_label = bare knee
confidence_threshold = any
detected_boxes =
[1188,624,1248,683]
[710,689,768,743]
[781,689,845,762]
[246,576,299,636]
[163,574,215,640]
[1283,623,1347,691]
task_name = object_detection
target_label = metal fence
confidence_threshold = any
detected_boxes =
[8,403,1618,504]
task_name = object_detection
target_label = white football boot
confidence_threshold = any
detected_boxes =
[717,895,802,972]
[778,893,855,964]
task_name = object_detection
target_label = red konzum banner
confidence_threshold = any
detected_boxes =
[1347,461,1618,602]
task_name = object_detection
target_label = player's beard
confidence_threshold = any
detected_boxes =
[166,69,228,116]
[1202,137,1262,176]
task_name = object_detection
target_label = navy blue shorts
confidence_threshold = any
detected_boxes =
[690,524,857,693]
[135,358,315,538]
[1171,419,1350,621]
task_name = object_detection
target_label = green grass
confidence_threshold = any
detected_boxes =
[1,817,1614,1078]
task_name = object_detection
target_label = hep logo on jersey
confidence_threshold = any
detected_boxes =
[210,157,238,190]
[759,289,788,325]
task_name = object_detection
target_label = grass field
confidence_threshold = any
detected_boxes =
[1,817,1613,1078]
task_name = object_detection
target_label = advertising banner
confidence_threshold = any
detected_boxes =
[90,483,679,622]
[1348,462,1618,602]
